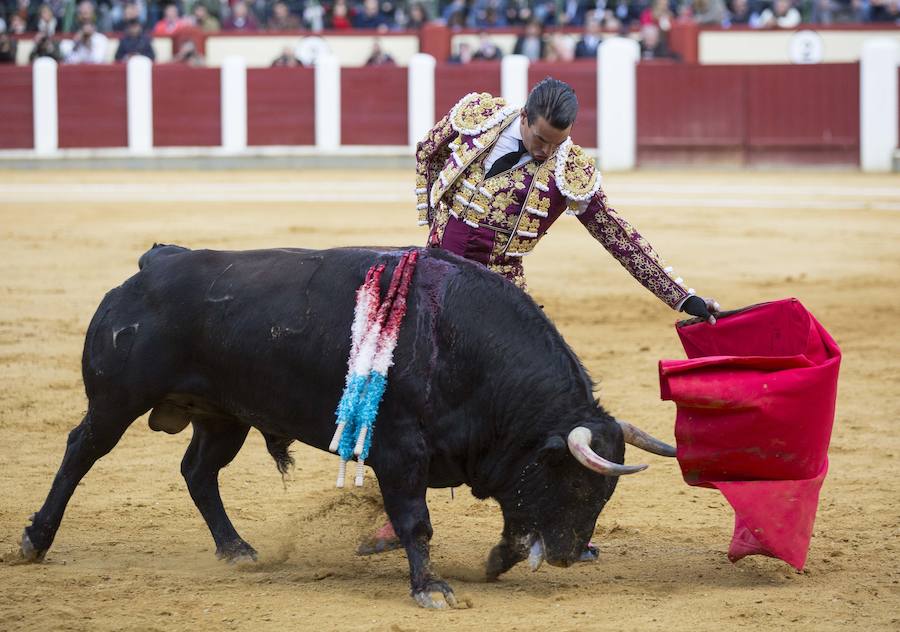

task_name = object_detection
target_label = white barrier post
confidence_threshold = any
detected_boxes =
[315,54,341,151]
[860,39,899,173]
[408,53,436,147]
[221,55,247,152]
[501,54,529,108]
[598,38,639,171]
[32,57,58,155]
[127,55,153,153]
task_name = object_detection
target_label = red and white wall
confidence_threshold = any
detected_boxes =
[1,38,897,171]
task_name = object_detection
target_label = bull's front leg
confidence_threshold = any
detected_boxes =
[485,527,529,581]
[375,448,458,609]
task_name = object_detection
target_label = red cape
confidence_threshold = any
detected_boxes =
[659,298,840,569]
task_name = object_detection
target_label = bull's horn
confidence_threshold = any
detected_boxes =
[567,427,648,476]
[616,419,677,457]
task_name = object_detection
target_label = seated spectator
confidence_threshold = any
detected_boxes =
[808,0,836,23]
[405,1,428,28]
[505,0,533,26]
[328,0,352,29]
[641,0,674,30]
[224,0,259,30]
[65,20,108,63]
[354,0,388,29]
[442,0,467,24]
[8,13,27,34]
[559,0,589,26]
[727,0,754,24]
[153,3,188,35]
[640,23,678,59]
[365,39,394,65]
[303,0,325,30]
[757,0,801,27]
[33,3,58,35]
[473,31,502,59]
[546,32,575,61]
[513,18,544,61]
[115,17,154,61]
[598,8,621,31]
[113,2,144,32]
[448,40,473,63]
[868,0,899,21]
[268,1,301,29]
[468,0,506,28]
[30,31,62,61]
[574,13,602,58]
[69,0,97,33]
[692,0,727,24]
[271,44,301,65]
[0,31,16,63]
[171,38,204,65]
[191,3,220,31]
[533,0,560,25]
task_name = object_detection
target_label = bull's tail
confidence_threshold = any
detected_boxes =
[138,243,191,270]
[263,433,295,479]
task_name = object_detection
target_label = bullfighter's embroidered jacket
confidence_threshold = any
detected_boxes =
[415,92,693,308]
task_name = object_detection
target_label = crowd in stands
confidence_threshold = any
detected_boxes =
[0,0,896,65]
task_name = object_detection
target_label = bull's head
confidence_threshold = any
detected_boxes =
[487,416,674,579]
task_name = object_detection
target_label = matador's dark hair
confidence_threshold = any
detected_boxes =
[524,77,578,130]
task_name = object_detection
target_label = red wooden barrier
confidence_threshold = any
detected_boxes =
[57,65,128,149]
[152,66,221,147]
[745,64,858,164]
[247,67,315,146]
[637,63,859,166]
[341,66,408,146]
[528,61,597,148]
[434,63,501,123]
[0,66,33,149]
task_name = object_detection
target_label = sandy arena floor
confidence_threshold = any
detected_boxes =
[0,169,898,631]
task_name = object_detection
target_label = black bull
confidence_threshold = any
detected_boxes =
[20,244,676,608]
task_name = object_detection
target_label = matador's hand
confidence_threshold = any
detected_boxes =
[680,295,721,325]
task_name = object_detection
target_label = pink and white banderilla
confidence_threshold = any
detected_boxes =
[328,250,419,487]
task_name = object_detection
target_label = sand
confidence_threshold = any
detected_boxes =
[0,169,898,631]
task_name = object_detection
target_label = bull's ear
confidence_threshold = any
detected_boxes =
[538,435,568,464]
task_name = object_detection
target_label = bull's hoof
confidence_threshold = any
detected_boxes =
[216,541,258,564]
[412,579,459,609]
[18,530,47,563]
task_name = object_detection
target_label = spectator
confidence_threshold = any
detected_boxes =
[328,0,352,28]
[364,38,394,64]
[113,2,143,31]
[448,40,473,63]
[692,0,727,24]
[30,31,62,60]
[574,12,602,58]
[223,1,259,30]
[405,1,428,28]
[302,0,325,30]
[505,0,533,25]
[33,4,58,35]
[153,3,187,35]
[68,0,97,33]
[0,30,16,63]
[115,17,154,61]
[757,0,801,27]
[271,44,300,65]
[533,0,560,25]
[546,32,575,61]
[641,0,674,30]
[354,0,388,29]
[559,0,589,26]
[473,30,502,59]
[268,0,300,28]
[8,12,26,33]
[869,0,900,21]
[640,23,678,58]
[468,0,506,27]
[512,18,544,61]
[727,0,754,23]
[442,0,467,24]
[191,2,220,31]
[65,20,108,63]
[171,37,204,65]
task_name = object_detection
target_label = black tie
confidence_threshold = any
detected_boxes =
[485,140,527,179]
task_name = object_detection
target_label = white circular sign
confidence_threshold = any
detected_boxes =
[788,30,824,65]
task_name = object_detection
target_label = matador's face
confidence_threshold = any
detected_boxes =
[519,109,571,163]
